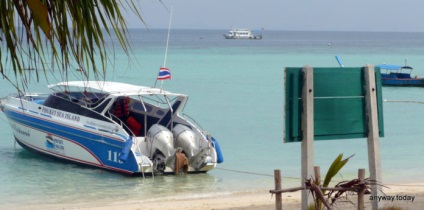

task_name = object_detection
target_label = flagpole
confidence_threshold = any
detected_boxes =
[163,6,173,68]
[158,6,173,90]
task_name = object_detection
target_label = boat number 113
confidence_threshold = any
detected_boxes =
[107,150,123,164]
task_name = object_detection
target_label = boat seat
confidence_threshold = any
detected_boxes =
[126,116,142,136]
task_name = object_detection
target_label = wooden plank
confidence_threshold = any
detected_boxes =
[301,66,314,210]
[364,65,382,210]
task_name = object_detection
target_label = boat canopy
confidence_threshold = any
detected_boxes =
[230,28,250,32]
[48,81,186,97]
[376,64,413,70]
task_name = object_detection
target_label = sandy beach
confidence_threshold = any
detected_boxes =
[10,183,423,210]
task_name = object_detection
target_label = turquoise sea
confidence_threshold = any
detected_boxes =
[1,29,424,208]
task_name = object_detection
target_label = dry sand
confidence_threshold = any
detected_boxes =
[12,183,424,210]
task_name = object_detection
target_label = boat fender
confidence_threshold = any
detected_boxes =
[119,136,133,162]
[211,137,224,163]
[174,152,189,175]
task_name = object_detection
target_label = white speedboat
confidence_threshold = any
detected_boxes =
[223,28,262,39]
[0,81,223,176]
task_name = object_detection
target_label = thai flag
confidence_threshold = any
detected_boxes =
[157,67,171,80]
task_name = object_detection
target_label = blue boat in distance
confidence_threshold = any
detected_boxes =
[376,64,424,86]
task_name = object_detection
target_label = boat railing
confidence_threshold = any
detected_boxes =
[182,112,215,146]
[182,113,205,131]
[110,114,131,133]
[10,92,47,99]
[12,93,50,104]
[107,113,144,157]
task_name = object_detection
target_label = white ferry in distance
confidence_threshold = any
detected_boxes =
[223,28,262,39]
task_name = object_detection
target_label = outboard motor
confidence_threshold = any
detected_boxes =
[173,124,212,171]
[146,124,176,172]
[172,124,198,160]
[191,147,213,171]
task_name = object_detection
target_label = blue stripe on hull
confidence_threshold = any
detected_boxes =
[14,136,134,175]
[382,79,424,86]
[4,108,140,173]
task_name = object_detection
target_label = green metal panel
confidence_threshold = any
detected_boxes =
[314,68,364,97]
[314,97,366,140]
[285,68,302,142]
[375,67,384,138]
[284,67,384,143]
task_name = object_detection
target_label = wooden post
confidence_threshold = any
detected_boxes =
[314,166,321,185]
[274,170,282,210]
[364,65,382,210]
[314,166,321,210]
[301,66,314,210]
[358,168,365,210]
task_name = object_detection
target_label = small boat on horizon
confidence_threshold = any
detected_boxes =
[0,81,224,176]
[223,28,262,40]
[376,64,424,86]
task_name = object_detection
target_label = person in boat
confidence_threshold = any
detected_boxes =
[112,96,143,136]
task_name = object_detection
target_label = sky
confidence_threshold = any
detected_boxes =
[124,0,424,32]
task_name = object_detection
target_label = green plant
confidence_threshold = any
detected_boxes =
[309,154,354,210]
[1,0,145,91]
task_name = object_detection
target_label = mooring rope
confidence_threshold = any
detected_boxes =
[215,167,300,179]
[215,167,424,188]
[384,99,424,104]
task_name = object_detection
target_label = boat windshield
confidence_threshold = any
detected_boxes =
[130,94,183,114]
[106,94,185,136]
[53,91,109,108]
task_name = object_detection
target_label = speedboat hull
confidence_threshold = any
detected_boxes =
[1,81,224,176]
[2,103,142,174]
[382,78,424,86]
[223,35,262,39]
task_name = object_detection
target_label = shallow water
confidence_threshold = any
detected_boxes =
[1,29,424,207]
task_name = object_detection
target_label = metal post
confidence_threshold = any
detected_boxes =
[301,66,314,210]
[364,65,382,210]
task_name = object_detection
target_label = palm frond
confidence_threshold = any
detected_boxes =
[0,0,145,92]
